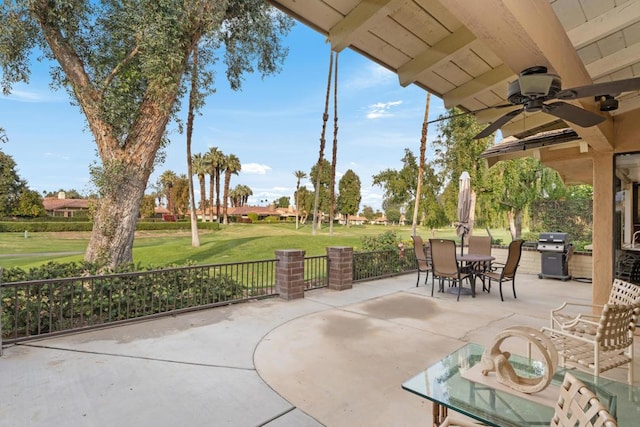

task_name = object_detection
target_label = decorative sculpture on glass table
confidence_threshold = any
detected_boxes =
[480,326,558,393]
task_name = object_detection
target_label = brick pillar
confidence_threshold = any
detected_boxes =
[275,249,305,300]
[327,246,353,291]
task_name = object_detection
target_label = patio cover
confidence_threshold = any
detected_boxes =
[266,0,640,306]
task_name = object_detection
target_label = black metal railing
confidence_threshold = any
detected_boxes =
[1,260,277,344]
[353,248,416,282]
[304,255,328,290]
[1,248,416,344]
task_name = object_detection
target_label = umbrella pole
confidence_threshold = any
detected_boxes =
[460,232,465,256]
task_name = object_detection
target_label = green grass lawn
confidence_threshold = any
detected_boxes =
[0,223,512,270]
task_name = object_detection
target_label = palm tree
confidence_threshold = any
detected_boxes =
[222,154,241,224]
[412,92,431,237]
[329,52,339,236]
[206,146,224,223]
[229,187,239,207]
[235,184,253,206]
[192,153,208,218]
[294,170,307,229]
[158,170,178,215]
[312,49,334,235]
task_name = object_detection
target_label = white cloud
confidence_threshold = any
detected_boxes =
[4,88,64,103]
[242,163,272,174]
[366,100,403,119]
[43,152,70,161]
[343,63,396,91]
[7,90,47,102]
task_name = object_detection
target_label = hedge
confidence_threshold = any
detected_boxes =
[0,221,220,233]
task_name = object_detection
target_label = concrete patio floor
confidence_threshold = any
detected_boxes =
[1,273,637,426]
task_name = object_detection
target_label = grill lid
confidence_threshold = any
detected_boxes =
[537,232,570,252]
[538,232,569,244]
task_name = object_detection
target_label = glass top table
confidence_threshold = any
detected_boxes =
[402,343,640,427]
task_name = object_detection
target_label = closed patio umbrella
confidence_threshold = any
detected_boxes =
[456,171,472,256]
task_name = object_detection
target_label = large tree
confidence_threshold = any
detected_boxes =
[294,186,313,225]
[361,205,375,222]
[14,189,46,217]
[433,108,494,228]
[0,150,26,217]
[158,170,178,215]
[171,174,190,216]
[372,148,444,229]
[337,169,361,227]
[0,1,292,266]
[309,158,332,227]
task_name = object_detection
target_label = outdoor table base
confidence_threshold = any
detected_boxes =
[445,285,474,296]
[455,254,496,297]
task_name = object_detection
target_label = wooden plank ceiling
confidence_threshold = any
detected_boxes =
[267,0,640,178]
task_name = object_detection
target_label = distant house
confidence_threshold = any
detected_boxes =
[191,205,298,222]
[335,213,367,225]
[154,205,173,221]
[43,192,91,217]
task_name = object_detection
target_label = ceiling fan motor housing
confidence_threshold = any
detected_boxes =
[508,74,562,104]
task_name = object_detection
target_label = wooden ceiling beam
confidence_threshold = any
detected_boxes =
[567,0,640,49]
[329,0,401,52]
[441,64,512,108]
[586,42,640,79]
[444,0,614,152]
[397,27,476,86]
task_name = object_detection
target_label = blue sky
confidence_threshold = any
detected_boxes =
[0,22,448,212]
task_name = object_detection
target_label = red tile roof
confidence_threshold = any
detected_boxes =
[43,198,90,210]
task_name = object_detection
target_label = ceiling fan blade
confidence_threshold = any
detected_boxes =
[555,77,640,100]
[543,101,605,127]
[473,108,524,139]
[426,103,515,125]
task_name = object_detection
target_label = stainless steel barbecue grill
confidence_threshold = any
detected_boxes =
[537,232,572,281]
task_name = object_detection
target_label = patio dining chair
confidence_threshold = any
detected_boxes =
[429,239,471,301]
[542,302,640,385]
[466,235,492,290]
[411,235,432,287]
[438,371,617,427]
[477,239,524,301]
[551,278,640,336]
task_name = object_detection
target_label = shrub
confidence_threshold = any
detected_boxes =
[0,221,219,233]
[360,230,401,252]
[1,261,246,338]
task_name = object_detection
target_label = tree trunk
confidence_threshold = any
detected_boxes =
[329,52,339,237]
[186,48,200,248]
[215,171,221,223]
[507,209,523,240]
[412,92,430,237]
[295,183,301,230]
[223,172,230,224]
[208,174,214,222]
[312,50,334,236]
[514,209,523,240]
[85,161,148,266]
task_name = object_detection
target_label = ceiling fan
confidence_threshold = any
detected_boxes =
[468,66,640,139]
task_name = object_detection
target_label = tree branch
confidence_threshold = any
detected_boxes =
[101,45,140,93]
